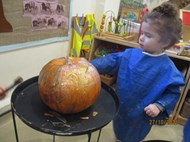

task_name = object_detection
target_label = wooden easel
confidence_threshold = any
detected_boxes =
[0,0,13,33]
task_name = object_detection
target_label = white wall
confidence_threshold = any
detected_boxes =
[94,0,121,27]
[0,42,70,114]
[0,0,121,114]
[143,0,169,10]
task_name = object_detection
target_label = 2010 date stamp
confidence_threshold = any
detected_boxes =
[149,119,176,125]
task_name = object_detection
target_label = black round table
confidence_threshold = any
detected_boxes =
[11,76,119,142]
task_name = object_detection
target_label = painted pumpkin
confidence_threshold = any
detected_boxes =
[38,57,101,114]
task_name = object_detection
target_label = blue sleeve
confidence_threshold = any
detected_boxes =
[157,85,182,117]
[157,70,185,117]
[90,51,124,75]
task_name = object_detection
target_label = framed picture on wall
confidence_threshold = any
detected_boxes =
[118,0,145,23]
[118,0,170,23]
[120,7,141,22]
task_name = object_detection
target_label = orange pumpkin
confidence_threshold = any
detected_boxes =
[38,57,101,114]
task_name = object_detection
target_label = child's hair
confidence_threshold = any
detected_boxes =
[144,2,182,49]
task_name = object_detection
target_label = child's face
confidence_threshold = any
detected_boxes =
[138,20,166,54]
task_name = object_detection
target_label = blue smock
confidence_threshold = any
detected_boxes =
[91,48,185,142]
[184,116,190,142]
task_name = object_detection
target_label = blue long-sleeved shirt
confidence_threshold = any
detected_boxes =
[91,48,185,142]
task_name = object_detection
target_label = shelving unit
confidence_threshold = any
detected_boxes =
[89,33,139,60]
[89,33,190,125]
[173,66,190,125]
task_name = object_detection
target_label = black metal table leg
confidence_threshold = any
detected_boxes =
[53,135,55,142]
[11,108,19,142]
[97,129,102,142]
[88,132,92,142]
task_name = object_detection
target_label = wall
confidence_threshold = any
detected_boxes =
[143,0,168,10]
[0,42,70,114]
[0,0,121,114]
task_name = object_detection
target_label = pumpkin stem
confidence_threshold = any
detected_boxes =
[66,57,73,65]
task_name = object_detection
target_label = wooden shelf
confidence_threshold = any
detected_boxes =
[89,33,139,61]
[165,50,190,62]
[176,114,188,125]
[91,33,190,61]
[174,70,190,125]
[94,33,140,48]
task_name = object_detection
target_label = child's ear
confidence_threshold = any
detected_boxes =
[161,39,170,49]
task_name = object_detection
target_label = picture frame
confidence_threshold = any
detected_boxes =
[118,0,144,23]
[120,7,142,22]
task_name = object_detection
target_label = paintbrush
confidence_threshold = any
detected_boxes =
[0,76,23,99]
[4,76,23,93]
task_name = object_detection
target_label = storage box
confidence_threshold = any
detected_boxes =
[100,74,116,86]
[94,42,127,58]
[95,48,105,58]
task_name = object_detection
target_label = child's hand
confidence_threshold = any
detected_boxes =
[144,104,160,117]
[0,85,7,100]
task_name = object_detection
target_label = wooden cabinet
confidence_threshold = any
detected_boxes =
[89,33,190,125]
[162,53,190,125]
[172,58,190,125]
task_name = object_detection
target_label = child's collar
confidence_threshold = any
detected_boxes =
[142,51,165,57]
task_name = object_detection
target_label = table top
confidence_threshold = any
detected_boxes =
[11,76,119,136]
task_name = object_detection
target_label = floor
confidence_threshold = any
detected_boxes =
[0,111,184,142]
